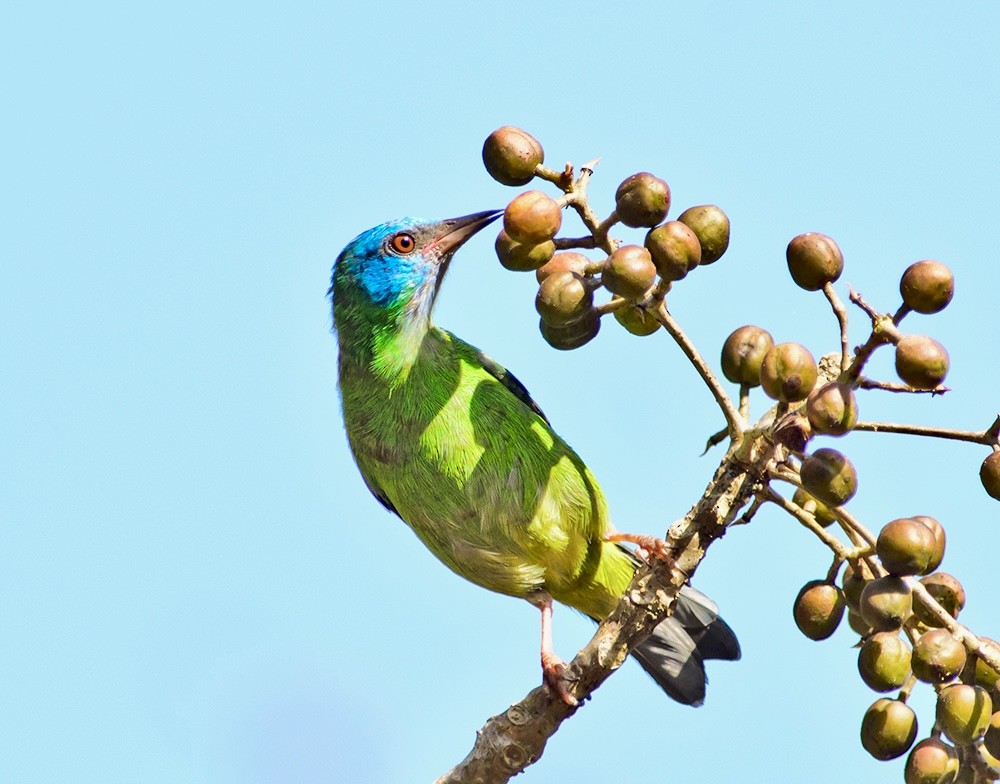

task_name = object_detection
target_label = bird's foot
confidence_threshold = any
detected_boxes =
[541,651,578,707]
[604,531,673,563]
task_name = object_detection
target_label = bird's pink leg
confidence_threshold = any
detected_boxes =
[533,594,578,706]
[603,531,672,562]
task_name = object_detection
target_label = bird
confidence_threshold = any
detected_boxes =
[330,210,739,705]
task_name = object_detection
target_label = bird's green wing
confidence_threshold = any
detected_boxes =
[471,347,550,425]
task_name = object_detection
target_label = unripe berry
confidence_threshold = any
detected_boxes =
[645,221,701,280]
[602,245,657,300]
[615,172,671,228]
[858,632,912,692]
[535,252,591,283]
[913,573,965,627]
[792,580,845,641]
[985,711,1000,760]
[805,381,858,436]
[786,232,844,291]
[503,191,562,244]
[800,448,858,507]
[861,698,918,761]
[848,608,873,636]
[482,126,544,186]
[860,576,912,632]
[720,325,774,387]
[904,738,959,784]
[613,304,661,337]
[841,563,871,610]
[900,260,954,314]
[773,413,812,452]
[876,517,939,577]
[760,342,817,402]
[495,230,555,271]
[677,205,730,264]
[535,272,593,327]
[936,684,992,745]
[793,487,837,527]
[538,312,600,350]
[980,451,1000,501]
[913,515,946,573]
[895,335,949,390]
[973,639,1000,691]
[912,628,967,684]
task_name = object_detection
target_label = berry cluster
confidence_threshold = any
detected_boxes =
[483,126,729,349]
[481,125,1000,783]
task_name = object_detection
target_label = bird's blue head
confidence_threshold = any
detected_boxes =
[331,210,502,328]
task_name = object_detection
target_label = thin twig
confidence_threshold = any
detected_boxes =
[841,288,904,384]
[849,287,882,320]
[534,162,572,188]
[857,378,950,395]
[765,488,855,557]
[738,384,751,420]
[557,161,619,256]
[653,300,744,439]
[822,282,851,372]
[735,494,767,525]
[767,468,880,569]
[595,298,627,316]
[853,421,996,445]
[827,505,877,548]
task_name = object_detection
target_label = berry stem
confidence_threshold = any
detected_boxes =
[856,378,950,395]
[595,298,627,316]
[852,421,995,445]
[892,303,912,325]
[822,282,851,372]
[897,675,917,702]
[764,487,854,558]
[738,384,751,420]
[652,300,744,439]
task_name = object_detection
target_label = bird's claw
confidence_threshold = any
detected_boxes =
[541,652,578,706]
[604,532,673,564]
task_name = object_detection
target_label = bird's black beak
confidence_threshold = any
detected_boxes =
[427,210,503,258]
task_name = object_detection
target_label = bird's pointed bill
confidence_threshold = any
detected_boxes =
[425,210,502,258]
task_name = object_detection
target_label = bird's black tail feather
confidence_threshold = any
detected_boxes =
[629,585,740,706]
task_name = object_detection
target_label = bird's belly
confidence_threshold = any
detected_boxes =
[369,454,555,599]
[354,433,602,601]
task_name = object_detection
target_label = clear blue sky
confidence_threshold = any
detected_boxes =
[4,3,999,782]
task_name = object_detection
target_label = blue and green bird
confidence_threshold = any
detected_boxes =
[331,210,739,705]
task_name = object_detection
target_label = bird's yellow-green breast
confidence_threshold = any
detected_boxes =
[338,321,634,619]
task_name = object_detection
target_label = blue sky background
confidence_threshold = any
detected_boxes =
[4,3,999,782]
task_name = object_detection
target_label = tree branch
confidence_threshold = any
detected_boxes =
[436,439,774,783]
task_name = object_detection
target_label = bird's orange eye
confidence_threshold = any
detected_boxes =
[390,233,416,254]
